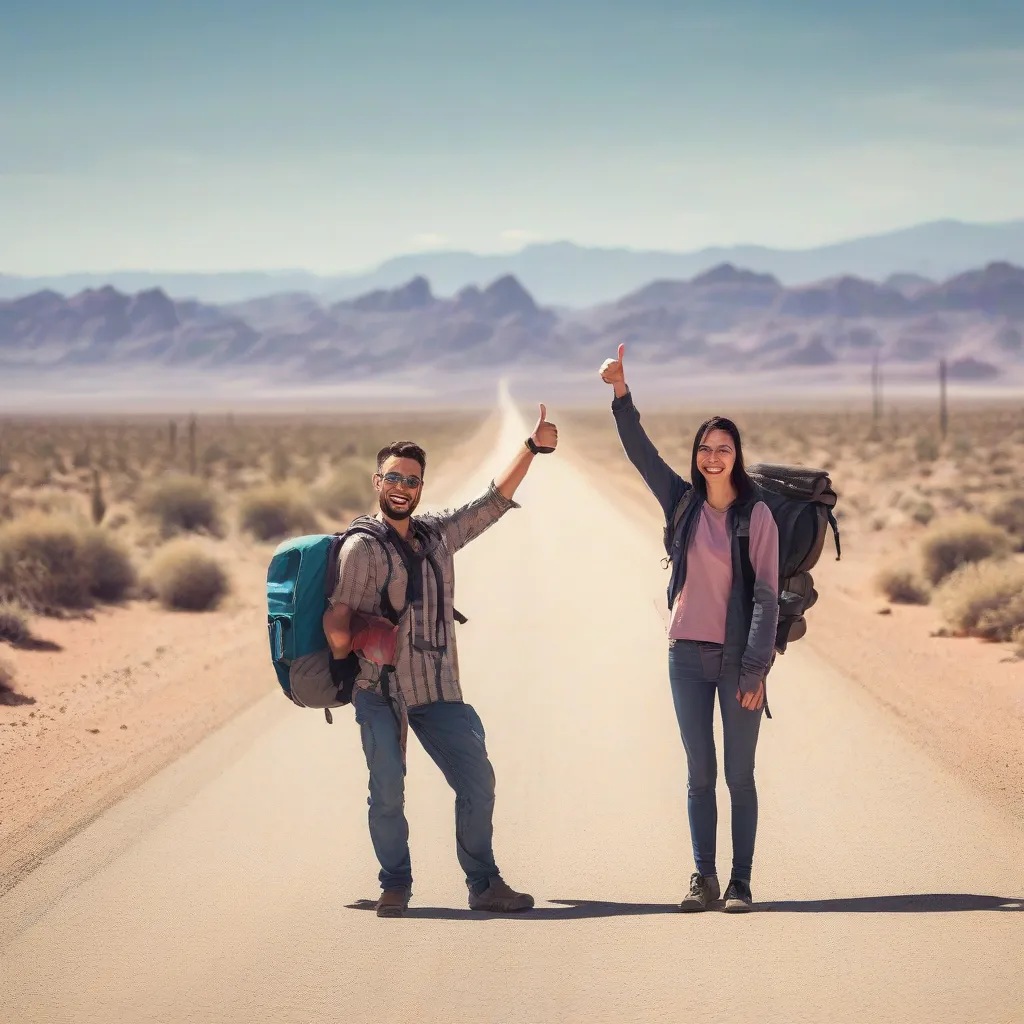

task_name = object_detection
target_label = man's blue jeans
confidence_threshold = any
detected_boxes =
[352,687,500,891]
[668,640,764,884]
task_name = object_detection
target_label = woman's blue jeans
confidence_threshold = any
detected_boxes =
[668,639,764,884]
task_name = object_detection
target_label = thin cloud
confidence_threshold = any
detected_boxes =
[946,47,1024,68]
[838,87,1024,145]
[409,233,447,249]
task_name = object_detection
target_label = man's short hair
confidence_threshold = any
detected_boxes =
[376,441,426,475]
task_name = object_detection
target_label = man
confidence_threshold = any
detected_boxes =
[323,405,558,917]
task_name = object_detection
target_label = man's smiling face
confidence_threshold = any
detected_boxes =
[374,456,424,521]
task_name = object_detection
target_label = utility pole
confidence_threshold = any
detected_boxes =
[939,358,948,440]
[871,351,883,423]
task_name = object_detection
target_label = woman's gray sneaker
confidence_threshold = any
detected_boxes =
[723,878,753,913]
[679,873,721,912]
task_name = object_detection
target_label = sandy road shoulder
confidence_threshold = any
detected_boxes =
[0,409,502,895]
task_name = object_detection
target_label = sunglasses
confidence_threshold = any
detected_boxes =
[379,471,422,488]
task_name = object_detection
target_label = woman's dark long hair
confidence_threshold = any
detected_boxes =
[689,415,755,506]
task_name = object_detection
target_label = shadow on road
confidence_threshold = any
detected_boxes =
[761,894,1022,913]
[347,898,678,920]
[347,893,1022,919]
[0,685,36,707]
[10,636,63,652]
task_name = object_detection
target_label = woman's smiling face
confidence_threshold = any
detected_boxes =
[695,428,736,484]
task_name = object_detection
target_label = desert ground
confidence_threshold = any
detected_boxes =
[1,382,1022,1023]
[0,406,496,887]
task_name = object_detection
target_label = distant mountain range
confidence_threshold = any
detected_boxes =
[3,218,1024,309]
[2,260,1022,386]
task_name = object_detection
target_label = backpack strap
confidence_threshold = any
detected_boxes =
[374,539,399,622]
[328,522,401,618]
[735,504,755,604]
[663,490,695,567]
[735,503,772,721]
[384,524,424,610]
[828,508,841,561]
[386,518,468,631]
[323,522,401,722]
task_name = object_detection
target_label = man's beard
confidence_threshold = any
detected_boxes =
[379,492,418,520]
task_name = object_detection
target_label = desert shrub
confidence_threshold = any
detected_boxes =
[0,513,93,611]
[104,507,132,531]
[1,651,37,705]
[147,540,229,611]
[915,435,940,462]
[138,475,222,537]
[935,560,1024,641]
[10,487,80,519]
[911,502,935,526]
[1013,626,1024,660]
[919,515,1013,586]
[315,463,376,518]
[79,527,136,602]
[988,493,1024,550]
[0,515,137,611]
[239,485,319,541]
[268,445,290,482]
[294,456,324,486]
[0,601,31,644]
[200,442,229,471]
[875,565,930,605]
[952,433,973,458]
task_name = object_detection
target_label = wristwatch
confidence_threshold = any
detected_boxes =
[525,437,554,454]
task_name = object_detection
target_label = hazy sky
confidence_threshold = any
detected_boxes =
[3,0,1023,274]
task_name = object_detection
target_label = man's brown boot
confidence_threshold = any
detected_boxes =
[468,876,534,913]
[375,886,411,918]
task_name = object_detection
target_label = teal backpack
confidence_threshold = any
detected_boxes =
[266,518,398,723]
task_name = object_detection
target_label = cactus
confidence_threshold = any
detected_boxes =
[939,358,948,440]
[188,415,197,476]
[871,352,883,422]
[90,467,106,525]
[270,445,289,482]
[72,440,92,470]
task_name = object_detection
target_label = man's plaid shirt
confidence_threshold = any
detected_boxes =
[329,481,519,709]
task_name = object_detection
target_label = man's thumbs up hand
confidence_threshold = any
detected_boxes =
[530,403,558,454]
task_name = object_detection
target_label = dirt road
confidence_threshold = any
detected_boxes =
[1,384,1021,1023]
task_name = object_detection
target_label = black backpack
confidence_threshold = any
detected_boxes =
[741,464,840,654]
[666,464,840,655]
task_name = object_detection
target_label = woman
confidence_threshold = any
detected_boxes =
[599,344,780,913]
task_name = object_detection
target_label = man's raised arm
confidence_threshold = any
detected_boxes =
[434,403,558,552]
